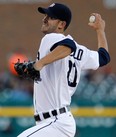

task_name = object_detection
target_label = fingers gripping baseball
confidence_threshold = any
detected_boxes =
[14,59,41,81]
[88,13,105,31]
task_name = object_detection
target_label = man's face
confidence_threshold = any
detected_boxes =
[41,14,64,34]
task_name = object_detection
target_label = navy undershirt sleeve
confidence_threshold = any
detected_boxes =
[98,47,110,67]
[50,38,76,53]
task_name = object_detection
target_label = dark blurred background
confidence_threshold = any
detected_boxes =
[0,0,116,137]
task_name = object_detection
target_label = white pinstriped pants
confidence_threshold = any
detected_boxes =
[17,112,76,137]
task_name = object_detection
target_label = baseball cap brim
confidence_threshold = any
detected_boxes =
[38,7,57,19]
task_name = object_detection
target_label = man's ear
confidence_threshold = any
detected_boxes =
[58,21,66,30]
[62,21,66,29]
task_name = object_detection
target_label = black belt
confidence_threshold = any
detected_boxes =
[34,106,69,122]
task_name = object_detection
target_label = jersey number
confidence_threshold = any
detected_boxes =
[37,51,40,60]
[67,60,77,87]
[67,49,83,87]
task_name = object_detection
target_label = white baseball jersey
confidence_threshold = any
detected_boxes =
[34,33,99,115]
[18,33,100,137]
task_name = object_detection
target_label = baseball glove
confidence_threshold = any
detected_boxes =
[14,59,41,81]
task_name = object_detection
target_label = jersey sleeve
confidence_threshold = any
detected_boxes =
[79,45,99,70]
[98,48,110,67]
[50,38,76,53]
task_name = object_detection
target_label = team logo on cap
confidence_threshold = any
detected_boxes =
[49,3,55,7]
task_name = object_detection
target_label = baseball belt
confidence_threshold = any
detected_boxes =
[34,106,70,122]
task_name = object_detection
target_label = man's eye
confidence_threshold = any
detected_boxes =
[50,17,57,20]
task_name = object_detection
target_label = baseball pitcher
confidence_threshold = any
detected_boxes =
[14,3,110,137]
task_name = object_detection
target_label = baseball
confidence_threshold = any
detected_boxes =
[89,15,96,23]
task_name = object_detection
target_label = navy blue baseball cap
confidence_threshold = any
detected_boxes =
[38,3,72,29]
